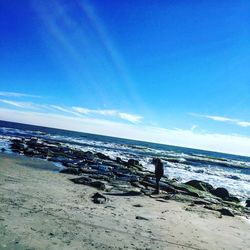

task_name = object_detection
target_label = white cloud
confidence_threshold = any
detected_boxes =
[236,121,250,128]
[0,99,27,108]
[0,91,40,98]
[50,105,82,117]
[0,99,48,111]
[94,109,117,116]
[205,115,236,122]
[0,98,142,124]
[1,107,250,157]
[118,112,142,123]
[190,113,250,128]
[72,106,91,115]
[72,106,142,123]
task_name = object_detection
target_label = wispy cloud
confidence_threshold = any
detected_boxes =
[0,98,142,124]
[72,107,117,116]
[190,113,250,128]
[0,99,51,112]
[72,106,142,123]
[50,105,82,117]
[118,112,142,123]
[0,91,41,98]
[236,121,250,127]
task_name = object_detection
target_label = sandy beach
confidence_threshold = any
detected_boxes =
[0,153,249,250]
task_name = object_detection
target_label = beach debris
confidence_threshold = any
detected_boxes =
[92,192,108,204]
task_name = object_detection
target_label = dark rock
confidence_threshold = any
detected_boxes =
[60,168,79,175]
[83,151,95,160]
[133,204,143,207]
[26,139,39,148]
[70,177,106,190]
[62,162,78,168]
[219,208,234,217]
[246,199,250,207]
[135,216,149,221]
[89,181,106,190]
[211,187,229,199]
[70,176,91,184]
[11,141,25,151]
[116,157,123,164]
[210,187,240,203]
[105,191,142,196]
[130,181,145,189]
[140,179,177,194]
[23,148,35,157]
[96,152,111,160]
[92,192,108,204]
[185,180,214,192]
[87,174,112,182]
[127,159,140,166]
[193,199,211,206]
[1,148,6,152]
[227,196,240,203]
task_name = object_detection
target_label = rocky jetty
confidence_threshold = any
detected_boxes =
[8,137,250,217]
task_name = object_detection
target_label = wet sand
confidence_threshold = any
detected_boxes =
[0,153,249,250]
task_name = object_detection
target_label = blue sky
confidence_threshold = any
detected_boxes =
[0,0,250,156]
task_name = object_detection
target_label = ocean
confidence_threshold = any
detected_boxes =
[0,120,249,201]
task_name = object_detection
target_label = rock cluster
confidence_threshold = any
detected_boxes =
[9,137,249,216]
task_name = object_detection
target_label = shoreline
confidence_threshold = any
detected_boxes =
[0,127,249,202]
[0,153,250,249]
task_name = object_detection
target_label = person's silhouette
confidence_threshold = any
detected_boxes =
[152,158,164,194]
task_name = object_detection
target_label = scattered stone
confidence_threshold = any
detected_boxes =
[89,181,106,190]
[246,199,250,207]
[193,199,211,206]
[70,176,91,184]
[211,187,229,200]
[211,187,240,203]
[127,159,140,166]
[219,208,234,217]
[70,177,106,190]
[60,168,79,175]
[185,180,214,192]
[136,216,149,221]
[92,192,108,204]
[96,152,111,160]
[105,191,142,196]
[133,204,143,207]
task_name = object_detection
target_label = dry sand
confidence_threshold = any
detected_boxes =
[0,153,249,250]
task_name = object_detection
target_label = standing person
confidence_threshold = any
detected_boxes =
[152,158,164,194]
